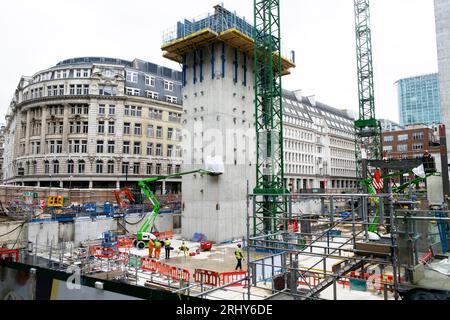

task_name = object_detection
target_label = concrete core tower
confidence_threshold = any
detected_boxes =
[161,5,294,243]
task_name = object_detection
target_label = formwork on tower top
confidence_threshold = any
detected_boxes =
[161,4,295,75]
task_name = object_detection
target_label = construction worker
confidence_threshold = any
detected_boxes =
[164,238,172,260]
[154,238,162,260]
[235,244,244,271]
[148,238,154,258]
[179,241,189,258]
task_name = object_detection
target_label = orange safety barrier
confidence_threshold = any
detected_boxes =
[0,248,20,262]
[219,272,248,287]
[298,272,321,287]
[98,247,115,259]
[118,237,134,249]
[194,269,220,286]
[156,231,174,239]
[140,258,190,282]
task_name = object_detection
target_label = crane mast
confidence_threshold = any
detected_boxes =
[354,0,382,183]
[253,0,288,235]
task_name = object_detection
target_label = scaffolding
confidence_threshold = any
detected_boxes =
[246,192,401,300]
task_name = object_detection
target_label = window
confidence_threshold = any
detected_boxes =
[147,143,153,156]
[76,84,83,95]
[44,161,50,174]
[397,144,408,152]
[67,160,74,174]
[169,112,181,123]
[98,105,106,114]
[97,140,104,153]
[145,75,155,86]
[96,160,103,174]
[146,163,153,175]
[176,129,182,141]
[83,69,90,78]
[126,71,138,83]
[146,91,158,100]
[167,164,172,175]
[413,132,424,140]
[167,145,173,157]
[108,121,115,134]
[383,146,393,152]
[107,161,114,174]
[156,126,163,138]
[109,105,115,115]
[124,105,142,117]
[398,134,409,142]
[147,125,154,137]
[53,160,59,174]
[133,163,140,175]
[81,140,87,153]
[126,87,140,96]
[175,146,182,157]
[413,144,424,151]
[99,85,117,96]
[155,164,161,175]
[83,85,89,95]
[98,121,105,134]
[123,141,130,154]
[134,123,142,136]
[167,128,173,140]
[78,160,85,173]
[69,85,75,95]
[175,165,181,174]
[107,141,115,153]
[155,144,162,156]
[384,136,394,143]
[124,123,131,135]
[164,80,174,91]
[149,108,163,120]
[166,96,178,104]
[122,162,130,174]
[134,142,141,155]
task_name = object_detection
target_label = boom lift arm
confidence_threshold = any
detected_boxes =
[133,169,219,249]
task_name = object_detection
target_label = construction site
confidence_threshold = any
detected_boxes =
[1,1,449,301]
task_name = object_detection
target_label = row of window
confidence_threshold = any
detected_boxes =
[384,132,426,143]
[383,144,424,152]
[17,160,181,176]
[125,72,174,92]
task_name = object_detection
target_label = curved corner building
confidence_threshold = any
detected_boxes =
[3,57,183,190]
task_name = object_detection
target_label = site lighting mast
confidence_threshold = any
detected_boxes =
[354,0,382,184]
[253,0,288,235]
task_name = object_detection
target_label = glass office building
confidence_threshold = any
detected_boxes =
[397,73,441,126]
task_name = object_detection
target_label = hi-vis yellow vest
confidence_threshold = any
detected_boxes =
[235,248,243,260]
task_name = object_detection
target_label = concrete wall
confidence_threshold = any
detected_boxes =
[435,0,450,155]
[0,219,27,248]
[180,41,256,243]
[25,213,175,247]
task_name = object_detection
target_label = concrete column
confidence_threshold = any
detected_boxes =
[116,181,120,189]
[25,109,31,155]
[89,180,93,189]
[162,180,166,194]
[40,106,47,155]
[62,104,70,153]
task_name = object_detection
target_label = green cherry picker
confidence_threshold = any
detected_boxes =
[133,169,221,249]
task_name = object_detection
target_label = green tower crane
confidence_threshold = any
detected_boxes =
[253,0,288,236]
[354,0,382,184]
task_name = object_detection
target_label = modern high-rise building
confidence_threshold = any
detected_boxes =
[435,0,450,155]
[396,73,441,126]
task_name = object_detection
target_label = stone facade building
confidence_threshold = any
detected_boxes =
[3,57,183,191]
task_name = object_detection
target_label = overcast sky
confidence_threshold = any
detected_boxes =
[0,0,438,123]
